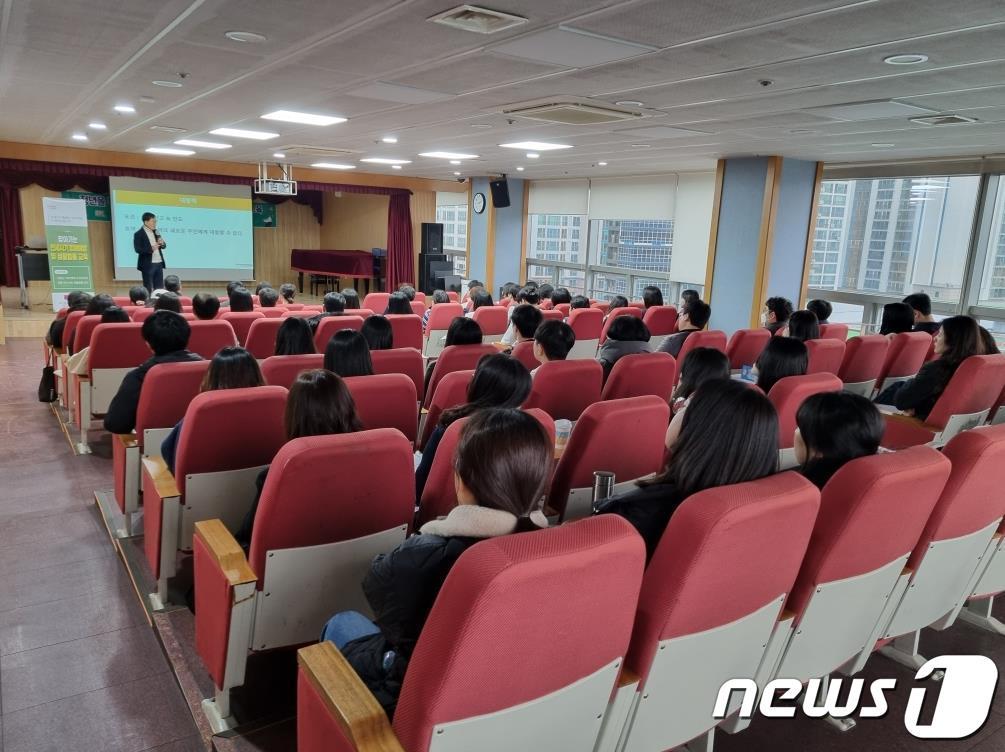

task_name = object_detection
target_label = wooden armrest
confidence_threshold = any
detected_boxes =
[298,642,405,752]
[116,433,138,449]
[778,609,797,622]
[194,520,256,586]
[883,411,936,431]
[492,341,510,352]
[142,455,180,498]
[617,667,640,688]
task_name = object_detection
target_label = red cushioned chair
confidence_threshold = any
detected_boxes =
[260,354,324,389]
[881,355,1005,449]
[313,315,365,351]
[409,300,426,318]
[62,309,86,353]
[179,295,193,306]
[674,330,728,386]
[525,359,603,422]
[834,334,888,397]
[285,303,305,311]
[568,308,604,360]
[805,338,846,375]
[142,386,288,610]
[259,307,285,319]
[601,352,676,402]
[220,311,265,346]
[992,383,1005,425]
[423,303,466,358]
[472,306,509,343]
[344,374,418,444]
[195,428,415,732]
[549,396,669,521]
[130,307,156,323]
[818,323,849,341]
[422,344,496,410]
[385,314,423,351]
[540,309,564,322]
[599,307,644,344]
[555,303,571,317]
[244,318,286,360]
[446,291,459,302]
[281,310,318,319]
[372,348,425,404]
[297,515,646,752]
[187,320,239,359]
[593,301,611,315]
[601,473,820,752]
[874,331,932,395]
[725,328,771,372]
[510,340,541,371]
[413,291,426,304]
[767,373,843,467]
[419,369,475,450]
[416,408,555,528]
[72,315,104,353]
[112,296,132,307]
[362,292,391,313]
[643,305,679,351]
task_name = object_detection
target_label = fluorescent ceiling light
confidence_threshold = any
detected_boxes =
[381,136,398,143]
[311,162,355,170]
[526,153,540,159]
[174,139,232,149]
[88,122,107,130]
[516,166,524,171]
[419,151,479,159]
[450,160,461,165]
[273,152,286,158]
[615,100,644,107]
[152,80,183,88]
[226,30,267,43]
[598,161,608,166]
[71,133,88,141]
[114,104,136,113]
[453,171,461,176]
[884,54,928,65]
[360,157,412,165]
[146,147,194,155]
[500,141,572,151]
[261,110,347,126]
[210,127,279,140]
[392,165,402,170]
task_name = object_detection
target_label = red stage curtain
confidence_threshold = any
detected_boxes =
[0,185,24,285]
[386,193,414,290]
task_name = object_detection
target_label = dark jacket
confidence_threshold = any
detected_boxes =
[879,359,955,422]
[133,227,166,272]
[766,321,786,335]
[799,458,848,490]
[658,329,695,359]
[597,339,652,381]
[914,321,941,336]
[103,350,202,434]
[161,419,183,476]
[235,466,270,549]
[595,480,686,562]
[46,317,68,349]
[414,423,446,503]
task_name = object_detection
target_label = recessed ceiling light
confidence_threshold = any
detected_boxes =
[615,100,644,108]
[884,53,928,65]
[261,110,347,126]
[418,151,479,159]
[516,166,524,171]
[88,122,107,130]
[360,157,412,165]
[273,152,286,158]
[598,161,608,166]
[71,133,88,141]
[526,152,540,159]
[210,127,279,140]
[500,141,572,151]
[392,165,402,170]
[152,80,183,88]
[114,104,136,113]
[449,160,461,165]
[631,144,652,148]
[871,143,895,147]
[225,30,267,43]
[146,147,194,156]
[788,129,818,135]
[453,171,461,176]
[174,139,232,149]
[470,124,492,129]
[311,162,356,170]
[381,136,398,143]
[139,96,156,104]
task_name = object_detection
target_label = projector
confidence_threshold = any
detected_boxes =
[254,178,297,196]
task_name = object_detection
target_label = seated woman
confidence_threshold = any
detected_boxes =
[875,315,983,420]
[642,285,664,309]
[67,306,131,375]
[415,353,531,502]
[795,392,883,489]
[597,315,652,381]
[341,288,361,311]
[279,283,297,305]
[666,347,730,449]
[879,302,916,337]
[596,378,779,560]
[321,407,551,715]
[384,291,412,315]
[274,317,316,356]
[324,329,374,378]
[361,315,394,350]
[161,346,264,474]
[607,294,629,314]
[423,290,450,330]
[754,336,808,394]
[783,309,820,342]
[423,317,483,392]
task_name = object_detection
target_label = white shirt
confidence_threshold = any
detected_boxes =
[144,226,162,264]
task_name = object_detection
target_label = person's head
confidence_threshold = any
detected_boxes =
[85,293,115,316]
[879,302,915,336]
[679,300,710,330]
[323,292,346,314]
[323,329,373,377]
[570,295,590,310]
[607,315,651,343]
[903,292,933,321]
[397,284,417,301]
[522,280,539,290]
[445,317,483,347]
[511,304,544,340]
[786,310,820,342]
[279,283,297,303]
[141,311,191,356]
[675,347,730,402]
[275,317,316,356]
[653,379,778,498]
[340,288,361,310]
[384,291,412,315]
[755,336,808,393]
[255,281,272,295]
[680,289,699,312]
[229,287,254,312]
[935,315,982,367]
[795,392,883,470]
[538,283,554,300]
[192,293,220,320]
[533,320,575,363]
[100,306,130,324]
[128,286,149,305]
[360,315,393,351]
[642,286,664,308]
[452,408,551,528]
[258,287,279,308]
[763,296,793,326]
[226,281,243,297]
[806,299,832,324]
[608,295,629,311]
[467,279,482,293]
[142,211,156,229]
[517,286,541,306]
[153,291,182,313]
[284,369,363,440]
[470,288,494,310]
[163,275,181,293]
[201,346,264,392]
[443,353,532,426]
[65,291,92,312]
[551,288,572,306]
[501,282,520,301]
[980,327,1000,355]
[432,289,450,305]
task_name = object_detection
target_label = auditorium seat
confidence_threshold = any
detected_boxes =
[362,292,390,312]
[112,296,132,307]
[142,386,288,609]
[767,373,843,468]
[187,320,239,359]
[409,300,425,317]
[61,309,86,354]
[592,301,611,315]
[837,335,889,397]
[471,306,507,344]
[555,303,571,317]
[510,340,541,371]
[874,331,932,394]
[446,291,459,302]
[296,515,645,752]
[567,308,603,359]
[540,309,565,322]
[313,315,365,351]
[371,348,425,404]
[549,396,669,521]
[422,343,496,410]
[261,354,324,389]
[220,311,265,346]
[805,338,846,375]
[179,296,193,306]
[599,307,644,344]
[725,328,771,371]
[244,318,286,359]
[818,323,849,341]
[419,369,474,450]
[413,291,426,304]
[422,303,465,358]
[992,384,1005,424]
[600,352,676,402]
[74,313,124,352]
[285,303,305,311]
[643,305,679,351]
[524,359,604,422]
[260,307,285,318]
[77,323,150,450]
[280,309,317,319]
[131,308,156,323]
[674,330,728,386]
[344,374,418,443]
[385,314,423,350]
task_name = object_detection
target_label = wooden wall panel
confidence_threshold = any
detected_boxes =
[410,190,436,285]
[321,193,389,250]
[255,201,321,288]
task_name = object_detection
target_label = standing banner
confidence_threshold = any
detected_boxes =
[42,197,94,311]
[61,190,111,221]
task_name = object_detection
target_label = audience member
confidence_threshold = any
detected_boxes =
[192,293,220,321]
[398,284,417,301]
[679,289,699,315]
[658,300,710,358]
[879,302,916,337]
[129,286,149,306]
[322,292,346,315]
[784,310,820,342]
[501,303,543,347]
[164,275,182,294]
[229,287,254,312]
[608,295,629,313]
[255,281,272,295]
[642,285,664,309]
[385,291,412,315]
[84,293,116,318]
[532,320,575,374]
[423,291,450,331]
[551,287,572,307]
[361,315,394,351]
[461,279,483,307]
[980,326,1000,355]
[226,281,243,297]
[569,295,591,311]
[666,347,730,449]
[538,283,555,305]
[258,287,279,307]
[341,288,361,311]
[324,329,373,378]
[275,317,316,356]
[806,299,832,325]
[903,293,941,335]
[423,318,483,391]
[153,291,182,313]
[754,336,808,394]
[46,291,91,348]
[279,283,297,304]
[796,392,883,489]
[67,307,132,375]
[500,282,520,305]
[762,296,793,335]
[597,316,652,380]
[468,288,494,312]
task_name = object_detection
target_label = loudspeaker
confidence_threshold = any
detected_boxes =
[420,254,449,294]
[489,177,511,208]
[433,273,462,293]
[421,222,443,254]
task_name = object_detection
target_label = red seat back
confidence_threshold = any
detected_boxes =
[371,348,425,404]
[540,309,564,322]
[555,303,571,317]
[409,300,426,317]
[568,308,603,341]
[131,307,155,323]
[112,296,132,307]
[285,303,304,311]
[63,310,86,351]
[87,324,150,374]
[525,359,603,421]
[260,307,285,318]
[875,332,932,391]
[187,320,238,359]
[472,306,509,336]
[260,354,324,389]
[837,335,889,384]
[75,315,125,352]
[244,318,286,359]
[362,292,390,313]
[925,355,1005,431]
[385,314,423,350]
[446,291,459,302]
[220,311,265,346]
[424,303,464,336]
[725,328,771,370]
[600,307,644,343]
[313,315,365,351]
[642,305,679,336]
[178,296,193,306]
[344,374,418,443]
[136,361,211,441]
[767,373,843,449]
[806,338,846,375]
[419,370,475,449]
[675,330,728,385]
[423,344,497,409]
[281,309,317,319]
[818,323,848,341]
[413,291,426,304]
[592,301,611,315]
[510,340,541,371]
[601,352,677,402]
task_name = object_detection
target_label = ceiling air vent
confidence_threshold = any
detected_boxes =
[429,5,528,34]
[504,99,646,126]
[275,145,358,159]
[909,114,978,126]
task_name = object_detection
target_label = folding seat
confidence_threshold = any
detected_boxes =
[372,348,425,404]
[596,473,819,752]
[554,303,571,317]
[142,386,288,609]
[874,331,931,394]
[260,354,324,389]
[413,291,426,304]
[344,374,418,444]
[61,309,87,353]
[285,303,305,311]
[112,296,132,307]
[567,308,604,359]
[281,309,317,319]
[593,301,611,315]
[673,330,728,386]
[525,359,603,422]
[471,307,513,337]
[418,369,475,450]
[220,311,265,346]
[303,304,326,313]
[642,305,679,351]
[313,315,365,351]
[297,515,646,752]
[409,300,426,317]
[362,292,390,312]
[599,307,644,344]
[259,307,285,318]
[540,309,565,322]
[818,323,848,341]
[422,303,466,358]
[725,328,770,371]
[131,307,155,323]
[881,355,1005,449]
[179,295,193,306]
[805,338,846,375]
[187,320,239,358]
[549,396,669,521]
[498,297,512,308]
[422,343,496,410]
[72,315,105,353]
[510,340,540,371]
[767,373,843,468]
[446,290,459,302]
[629,301,645,309]
[386,314,423,350]
[836,334,889,397]
[600,352,676,402]
[244,318,285,360]
[993,383,1005,425]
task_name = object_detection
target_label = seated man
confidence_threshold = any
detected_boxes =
[192,292,220,320]
[153,291,182,313]
[398,284,417,301]
[255,281,273,295]
[501,303,543,348]
[128,286,149,306]
[229,287,254,312]
[806,298,832,326]
[532,320,575,376]
[658,300,711,357]
[164,274,182,295]
[103,312,202,434]
[46,291,91,348]
[903,292,941,335]
[258,286,279,308]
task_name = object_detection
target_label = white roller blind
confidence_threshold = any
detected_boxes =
[588,175,677,220]
[436,190,468,207]
[670,172,716,285]
[527,179,589,215]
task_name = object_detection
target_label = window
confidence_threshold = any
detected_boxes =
[525,214,586,264]
[978,175,1005,309]
[589,219,673,273]
[435,202,468,277]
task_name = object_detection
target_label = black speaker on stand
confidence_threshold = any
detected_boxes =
[419,222,447,294]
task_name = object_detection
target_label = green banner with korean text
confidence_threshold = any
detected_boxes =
[61,190,111,221]
[253,201,277,228]
[42,197,94,311]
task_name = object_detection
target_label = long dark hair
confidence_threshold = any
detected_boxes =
[755,337,808,394]
[786,310,819,342]
[361,316,393,350]
[323,329,373,377]
[608,295,629,311]
[85,293,115,316]
[453,408,550,531]
[445,317,483,346]
[676,347,730,402]
[880,302,915,336]
[285,369,363,440]
[642,286,664,308]
[341,288,361,310]
[938,315,983,371]
[201,346,265,392]
[275,317,316,356]
[647,379,778,497]
[797,392,882,482]
[441,354,532,426]
[606,315,650,342]
[384,292,412,315]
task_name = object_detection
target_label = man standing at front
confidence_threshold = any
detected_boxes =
[133,212,166,292]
